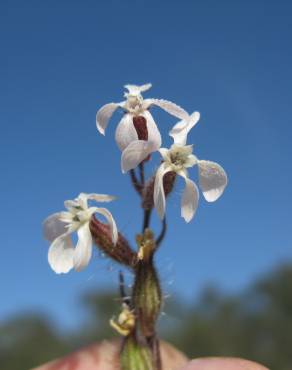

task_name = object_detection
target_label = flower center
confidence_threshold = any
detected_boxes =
[170,149,188,168]
[73,205,83,211]
[125,94,143,113]
[72,215,81,222]
[70,206,90,225]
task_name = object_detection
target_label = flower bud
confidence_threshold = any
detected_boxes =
[90,216,137,267]
[132,258,162,338]
[142,171,176,210]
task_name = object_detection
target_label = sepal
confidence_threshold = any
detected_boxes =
[90,216,137,267]
[132,256,162,338]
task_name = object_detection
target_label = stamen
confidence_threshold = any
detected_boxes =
[109,304,135,336]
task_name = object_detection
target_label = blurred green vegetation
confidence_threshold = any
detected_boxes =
[1,263,292,369]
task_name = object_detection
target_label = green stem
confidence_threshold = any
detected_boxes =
[121,335,153,370]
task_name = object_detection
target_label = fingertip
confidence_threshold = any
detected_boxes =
[32,340,189,370]
[32,340,119,370]
[179,357,269,370]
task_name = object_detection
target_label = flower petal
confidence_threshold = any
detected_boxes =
[115,113,139,151]
[159,148,170,161]
[96,207,118,244]
[121,140,158,173]
[73,223,93,272]
[48,235,74,274]
[179,173,199,223]
[77,193,89,209]
[198,160,228,202]
[82,193,116,203]
[124,83,152,95]
[43,213,67,242]
[141,110,162,148]
[96,103,121,135]
[64,199,79,210]
[154,163,172,220]
[169,111,200,145]
[185,154,198,168]
[144,99,189,120]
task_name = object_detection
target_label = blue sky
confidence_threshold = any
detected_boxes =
[1,0,292,331]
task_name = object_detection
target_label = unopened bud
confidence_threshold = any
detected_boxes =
[132,258,162,338]
[90,216,137,267]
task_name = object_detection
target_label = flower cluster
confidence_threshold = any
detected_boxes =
[44,83,227,274]
[43,82,229,370]
[96,83,227,222]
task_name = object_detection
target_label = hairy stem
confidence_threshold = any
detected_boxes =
[142,209,152,232]
[130,169,143,195]
[139,162,145,186]
[119,271,131,306]
[155,218,167,248]
[150,336,162,370]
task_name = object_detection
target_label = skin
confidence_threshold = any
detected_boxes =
[33,341,269,370]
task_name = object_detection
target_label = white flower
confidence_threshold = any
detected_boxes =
[96,83,189,173]
[154,112,228,222]
[43,193,118,274]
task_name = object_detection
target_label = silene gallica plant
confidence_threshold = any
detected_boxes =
[43,83,228,370]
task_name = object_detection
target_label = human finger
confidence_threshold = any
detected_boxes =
[179,357,269,370]
[32,340,188,370]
